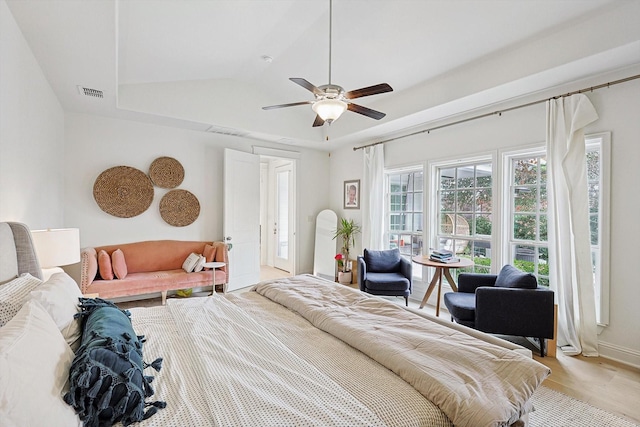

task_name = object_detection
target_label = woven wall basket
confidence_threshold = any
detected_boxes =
[159,189,200,227]
[93,166,154,218]
[149,156,184,189]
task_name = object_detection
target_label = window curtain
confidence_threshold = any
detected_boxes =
[362,145,385,250]
[546,94,599,357]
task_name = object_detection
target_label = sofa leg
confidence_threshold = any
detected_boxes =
[405,296,408,307]
[161,290,167,306]
[539,337,546,357]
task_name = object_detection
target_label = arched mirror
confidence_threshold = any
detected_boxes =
[313,209,338,281]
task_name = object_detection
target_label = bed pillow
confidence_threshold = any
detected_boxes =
[0,273,43,327]
[111,249,128,279]
[98,250,114,280]
[0,299,81,427]
[65,298,165,426]
[182,252,200,273]
[203,243,216,263]
[27,272,83,350]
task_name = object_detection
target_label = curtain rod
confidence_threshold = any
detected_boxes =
[353,73,640,151]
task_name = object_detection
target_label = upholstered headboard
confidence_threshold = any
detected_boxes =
[0,222,43,284]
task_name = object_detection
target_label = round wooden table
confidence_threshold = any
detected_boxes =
[412,256,474,316]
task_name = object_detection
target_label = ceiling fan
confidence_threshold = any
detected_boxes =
[262,0,393,127]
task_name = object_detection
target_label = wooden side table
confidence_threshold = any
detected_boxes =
[412,256,474,316]
[203,261,226,293]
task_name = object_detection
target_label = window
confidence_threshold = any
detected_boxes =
[505,152,549,286]
[586,134,610,325]
[433,160,493,277]
[503,133,610,325]
[386,169,423,278]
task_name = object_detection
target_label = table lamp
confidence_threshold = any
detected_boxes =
[31,228,80,280]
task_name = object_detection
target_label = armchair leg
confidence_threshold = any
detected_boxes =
[538,337,546,357]
[404,296,408,307]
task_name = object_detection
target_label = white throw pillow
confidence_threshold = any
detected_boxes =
[0,273,43,327]
[27,272,83,351]
[0,299,81,427]
[182,252,200,273]
[193,255,206,272]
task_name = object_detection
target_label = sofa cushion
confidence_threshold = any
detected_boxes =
[85,269,221,300]
[364,249,401,273]
[193,255,205,273]
[98,250,113,280]
[443,292,476,322]
[182,253,201,273]
[82,248,98,286]
[364,272,410,291]
[203,244,216,263]
[495,265,537,289]
[112,249,128,279]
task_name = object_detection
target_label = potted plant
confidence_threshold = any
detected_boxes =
[333,218,361,274]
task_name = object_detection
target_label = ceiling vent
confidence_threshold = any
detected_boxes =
[206,125,249,137]
[77,86,104,98]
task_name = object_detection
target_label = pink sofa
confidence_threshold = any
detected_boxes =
[80,240,228,303]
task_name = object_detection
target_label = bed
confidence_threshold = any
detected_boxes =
[0,222,550,427]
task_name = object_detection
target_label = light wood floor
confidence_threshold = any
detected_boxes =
[532,350,640,424]
[119,268,640,424]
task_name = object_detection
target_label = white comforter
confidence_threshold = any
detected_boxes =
[129,274,547,426]
[254,275,551,427]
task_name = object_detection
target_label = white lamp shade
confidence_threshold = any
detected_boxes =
[31,228,80,268]
[312,99,347,123]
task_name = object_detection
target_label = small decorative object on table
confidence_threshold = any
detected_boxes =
[429,249,460,264]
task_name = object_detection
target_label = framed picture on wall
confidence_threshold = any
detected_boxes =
[344,179,360,209]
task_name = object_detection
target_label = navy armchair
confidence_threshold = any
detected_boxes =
[357,248,412,306]
[443,265,554,356]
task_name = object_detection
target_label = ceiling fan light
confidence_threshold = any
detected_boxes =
[312,99,347,123]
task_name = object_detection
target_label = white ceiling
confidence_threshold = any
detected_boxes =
[6,0,640,151]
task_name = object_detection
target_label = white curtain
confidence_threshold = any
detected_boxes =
[546,94,599,357]
[362,145,385,250]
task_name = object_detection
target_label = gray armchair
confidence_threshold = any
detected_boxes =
[357,248,412,306]
[443,265,554,356]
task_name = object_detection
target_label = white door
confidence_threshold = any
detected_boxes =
[224,148,260,291]
[273,162,294,272]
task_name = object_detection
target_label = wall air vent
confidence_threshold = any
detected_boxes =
[77,86,104,98]
[205,125,249,138]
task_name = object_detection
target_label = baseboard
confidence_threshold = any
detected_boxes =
[598,340,640,369]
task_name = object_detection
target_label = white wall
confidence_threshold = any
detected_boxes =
[0,0,64,228]
[330,68,640,367]
[64,113,330,274]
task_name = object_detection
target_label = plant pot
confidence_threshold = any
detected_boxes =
[338,271,352,285]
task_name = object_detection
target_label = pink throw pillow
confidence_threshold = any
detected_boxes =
[203,244,217,263]
[111,249,128,279]
[98,250,114,280]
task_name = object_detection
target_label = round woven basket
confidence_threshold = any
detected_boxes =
[149,156,184,189]
[159,189,200,227]
[93,166,154,218]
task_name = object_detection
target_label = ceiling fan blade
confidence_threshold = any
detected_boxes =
[345,83,393,100]
[312,115,325,127]
[347,103,386,120]
[290,78,323,96]
[262,101,313,110]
